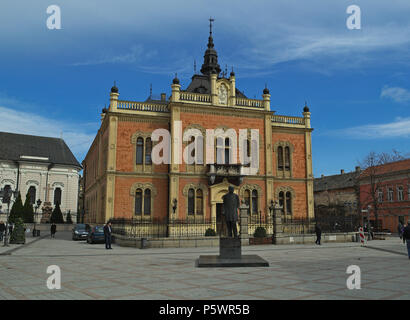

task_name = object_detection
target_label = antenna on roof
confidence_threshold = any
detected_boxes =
[194,60,197,74]
[150,83,152,98]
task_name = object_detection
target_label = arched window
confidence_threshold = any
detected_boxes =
[216,137,224,164]
[144,189,151,215]
[252,190,258,215]
[286,192,292,214]
[188,188,195,215]
[279,191,284,210]
[278,146,284,170]
[244,190,251,215]
[145,138,152,165]
[136,137,144,164]
[224,138,230,164]
[135,189,142,215]
[196,189,203,215]
[54,188,62,205]
[187,136,196,162]
[285,147,290,171]
[2,185,11,202]
[28,186,36,205]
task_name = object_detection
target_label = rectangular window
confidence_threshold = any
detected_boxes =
[377,189,383,203]
[397,186,404,201]
[387,187,394,202]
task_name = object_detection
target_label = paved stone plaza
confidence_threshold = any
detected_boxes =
[0,232,409,300]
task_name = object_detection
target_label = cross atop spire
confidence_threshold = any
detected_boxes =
[209,17,214,36]
[201,18,221,76]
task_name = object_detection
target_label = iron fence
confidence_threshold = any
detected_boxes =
[110,217,217,238]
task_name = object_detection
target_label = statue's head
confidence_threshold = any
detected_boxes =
[228,186,234,193]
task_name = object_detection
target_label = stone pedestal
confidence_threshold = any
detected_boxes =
[219,237,241,258]
[196,235,269,268]
[272,206,283,244]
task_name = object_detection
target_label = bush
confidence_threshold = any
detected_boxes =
[205,228,216,236]
[50,202,65,224]
[9,192,23,224]
[10,217,26,244]
[66,211,73,224]
[253,226,267,238]
[22,192,34,223]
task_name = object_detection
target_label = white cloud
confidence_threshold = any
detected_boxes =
[335,117,410,139]
[0,105,96,161]
[380,86,410,103]
[71,44,157,66]
[3,1,410,74]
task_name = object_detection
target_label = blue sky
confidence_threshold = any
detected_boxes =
[0,0,409,177]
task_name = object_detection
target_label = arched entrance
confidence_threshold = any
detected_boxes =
[209,178,239,236]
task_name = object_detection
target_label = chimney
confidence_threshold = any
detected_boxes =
[161,93,166,101]
[355,166,361,172]
[341,169,345,174]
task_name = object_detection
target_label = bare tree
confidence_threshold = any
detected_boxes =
[358,150,405,231]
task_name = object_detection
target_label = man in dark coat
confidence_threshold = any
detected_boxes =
[398,222,403,240]
[402,221,410,259]
[0,221,5,241]
[315,224,322,245]
[222,186,240,238]
[50,223,57,238]
[103,221,112,249]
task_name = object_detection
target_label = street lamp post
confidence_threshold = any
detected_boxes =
[0,187,19,247]
[33,199,42,237]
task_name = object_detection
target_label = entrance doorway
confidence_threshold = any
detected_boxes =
[216,203,227,236]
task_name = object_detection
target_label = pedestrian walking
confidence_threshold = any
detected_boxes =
[402,221,410,260]
[0,221,5,241]
[50,223,57,238]
[103,221,112,249]
[8,223,13,236]
[315,223,322,245]
[398,222,403,240]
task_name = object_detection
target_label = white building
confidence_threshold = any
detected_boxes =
[0,132,82,223]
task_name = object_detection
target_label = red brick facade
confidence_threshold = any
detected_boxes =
[82,34,314,227]
[359,159,410,232]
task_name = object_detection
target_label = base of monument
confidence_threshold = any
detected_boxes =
[195,254,269,267]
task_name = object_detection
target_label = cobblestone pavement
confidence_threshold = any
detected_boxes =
[0,232,409,300]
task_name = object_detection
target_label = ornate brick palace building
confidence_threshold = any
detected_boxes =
[82,23,314,232]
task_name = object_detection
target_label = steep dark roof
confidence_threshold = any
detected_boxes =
[314,171,360,192]
[0,132,81,168]
[184,74,247,98]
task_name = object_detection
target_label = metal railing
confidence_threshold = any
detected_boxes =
[110,217,216,238]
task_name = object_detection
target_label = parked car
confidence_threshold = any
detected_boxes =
[86,225,105,244]
[72,223,90,241]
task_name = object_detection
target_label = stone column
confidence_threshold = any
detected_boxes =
[239,203,249,246]
[273,204,283,244]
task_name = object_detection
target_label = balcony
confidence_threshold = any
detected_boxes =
[207,163,244,186]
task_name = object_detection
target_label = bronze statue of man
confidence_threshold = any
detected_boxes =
[222,186,240,238]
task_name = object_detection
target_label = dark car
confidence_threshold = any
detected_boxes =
[72,223,90,240]
[87,225,105,244]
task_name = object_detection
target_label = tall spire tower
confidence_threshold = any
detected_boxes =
[200,17,221,76]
